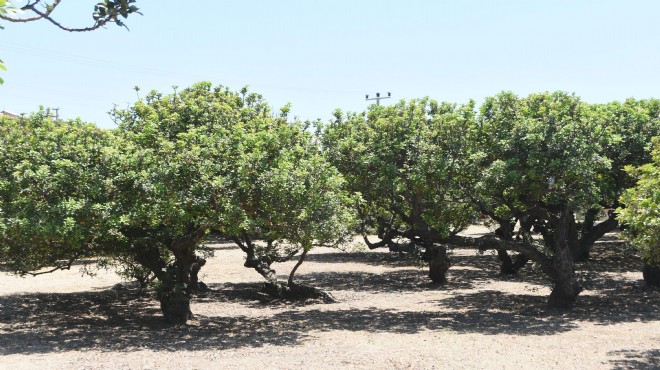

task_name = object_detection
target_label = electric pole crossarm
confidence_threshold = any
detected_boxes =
[365,92,392,106]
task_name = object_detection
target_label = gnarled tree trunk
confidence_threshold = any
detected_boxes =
[643,262,660,287]
[548,210,582,308]
[548,245,582,308]
[494,220,528,274]
[158,251,195,324]
[497,249,529,274]
[569,209,619,262]
[237,235,335,303]
[159,226,208,324]
[428,243,450,284]
[125,225,207,324]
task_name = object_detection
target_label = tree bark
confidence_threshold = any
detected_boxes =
[130,242,168,282]
[547,246,582,308]
[122,225,207,324]
[158,275,194,324]
[570,209,619,262]
[497,249,529,274]
[547,210,582,308]
[494,218,529,274]
[236,235,335,302]
[288,249,308,286]
[158,250,195,324]
[428,243,450,284]
[643,262,660,287]
[159,226,207,324]
[190,256,208,292]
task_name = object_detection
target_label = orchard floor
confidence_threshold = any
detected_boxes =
[0,226,658,370]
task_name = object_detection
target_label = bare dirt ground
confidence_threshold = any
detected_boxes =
[0,226,658,369]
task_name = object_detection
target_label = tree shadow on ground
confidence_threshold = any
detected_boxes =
[608,349,660,369]
[1,237,657,356]
[435,284,659,325]
[0,289,307,355]
[265,305,580,337]
[305,247,551,286]
[295,261,534,292]
[2,266,656,356]
[577,241,642,274]
[0,289,579,356]
[305,250,422,268]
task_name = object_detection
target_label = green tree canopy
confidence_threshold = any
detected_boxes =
[322,98,477,283]
[109,82,355,319]
[618,136,660,286]
[565,99,660,261]
[470,91,609,307]
[0,110,115,273]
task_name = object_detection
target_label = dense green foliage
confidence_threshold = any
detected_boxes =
[325,91,660,307]
[474,92,606,216]
[0,83,354,322]
[2,85,659,322]
[562,99,660,261]
[0,111,114,273]
[618,137,660,285]
[322,99,477,283]
[109,82,354,319]
[470,91,610,307]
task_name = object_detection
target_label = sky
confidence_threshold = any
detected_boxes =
[1,0,660,128]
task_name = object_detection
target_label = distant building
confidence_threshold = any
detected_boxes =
[0,110,20,119]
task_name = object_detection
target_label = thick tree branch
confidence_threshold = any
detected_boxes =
[288,248,308,285]
[445,234,554,277]
[580,211,618,248]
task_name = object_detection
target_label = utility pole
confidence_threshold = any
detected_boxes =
[365,92,391,106]
[51,107,60,121]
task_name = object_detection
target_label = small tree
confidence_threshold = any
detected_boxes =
[618,137,660,287]
[220,105,356,301]
[111,83,355,316]
[567,99,660,261]
[469,91,609,307]
[0,111,116,274]
[322,98,477,284]
[108,82,249,323]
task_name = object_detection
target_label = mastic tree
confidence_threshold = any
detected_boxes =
[1,83,353,323]
[322,98,478,284]
[218,105,356,302]
[0,107,211,324]
[0,111,116,275]
[110,82,355,320]
[566,99,660,261]
[107,83,264,323]
[618,136,660,287]
[468,91,609,307]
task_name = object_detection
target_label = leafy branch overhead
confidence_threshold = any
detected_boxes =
[0,0,140,31]
[0,0,140,83]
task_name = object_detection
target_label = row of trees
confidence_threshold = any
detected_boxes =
[0,83,354,323]
[323,92,660,307]
[1,83,659,323]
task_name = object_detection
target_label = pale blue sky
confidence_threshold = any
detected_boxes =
[1,1,659,128]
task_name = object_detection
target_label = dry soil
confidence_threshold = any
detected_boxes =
[0,226,658,369]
